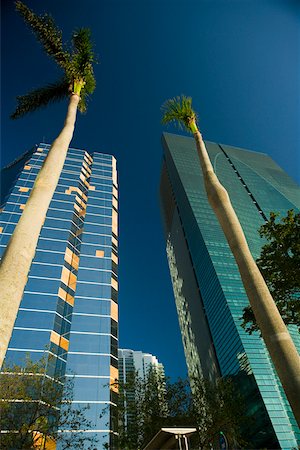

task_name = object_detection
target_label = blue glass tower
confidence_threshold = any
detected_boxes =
[0,144,119,448]
[160,132,300,449]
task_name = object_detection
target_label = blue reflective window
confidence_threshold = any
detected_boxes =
[75,282,111,299]
[37,239,67,253]
[69,333,110,353]
[66,354,110,376]
[25,277,60,294]
[14,310,55,329]
[72,377,110,401]
[8,329,51,350]
[71,315,111,333]
[77,269,111,284]
[30,263,62,279]
[35,250,65,265]
[74,298,110,315]
[79,255,111,270]
[20,293,58,311]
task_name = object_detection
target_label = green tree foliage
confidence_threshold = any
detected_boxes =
[117,367,168,450]
[189,377,248,449]
[117,371,248,450]
[242,209,300,334]
[0,357,97,449]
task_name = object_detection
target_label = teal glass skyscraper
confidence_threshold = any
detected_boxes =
[0,144,119,449]
[160,132,300,449]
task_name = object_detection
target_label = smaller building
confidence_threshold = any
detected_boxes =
[118,349,166,433]
[118,349,164,383]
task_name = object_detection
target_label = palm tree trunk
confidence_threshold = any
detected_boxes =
[0,93,80,368]
[193,130,300,426]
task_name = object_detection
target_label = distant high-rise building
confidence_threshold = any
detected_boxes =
[118,349,164,384]
[0,144,119,449]
[118,349,166,429]
[160,133,300,448]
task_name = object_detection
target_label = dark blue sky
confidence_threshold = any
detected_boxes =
[2,0,300,379]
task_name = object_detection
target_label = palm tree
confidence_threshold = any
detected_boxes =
[0,1,96,368]
[161,95,300,426]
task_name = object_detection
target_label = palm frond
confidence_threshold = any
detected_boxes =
[161,95,198,132]
[16,1,70,70]
[67,28,97,112]
[13,3,96,116]
[69,28,96,95]
[11,79,70,119]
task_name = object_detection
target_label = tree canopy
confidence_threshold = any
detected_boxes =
[117,370,248,450]
[242,209,300,334]
[0,356,97,449]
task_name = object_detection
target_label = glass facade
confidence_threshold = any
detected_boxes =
[0,144,119,449]
[160,132,300,449]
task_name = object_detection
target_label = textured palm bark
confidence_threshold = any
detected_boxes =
[0,93,80,368]
[193,129,300,426]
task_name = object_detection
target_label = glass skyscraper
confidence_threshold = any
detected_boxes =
[160,132,300,449]
[0,143,119,449]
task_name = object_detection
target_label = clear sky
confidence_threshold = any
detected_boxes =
[2,0,300,379]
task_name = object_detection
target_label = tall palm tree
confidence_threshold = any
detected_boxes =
[0,2,96,368]
[161,95,300,426]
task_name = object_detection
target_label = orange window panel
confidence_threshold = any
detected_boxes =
[68,271,77,289]
[83,162,91,173]
[89,185,96,191]
[81,193,88,202]
[65,248,79,270]
[61,267,70,285]
[96,250,105,258]
[36,148,43,152]
[112,197,118,209]
[85,151,93,162]
[81,168,88,178]
[74,203,81,213]
[50,331,60,346]
[58,287,74,306]
[75,195,86,207]
[65,187,78,195]
[111,301,118,322]
[71,253,80,270]
[58,287,67,301]
[110,365,118,382]
[60,336,69,351]
[19,187,29,193]
[112,236,118,247]
[19,204,25,210]
[111,253,118,264]
[64,248,73,265]
[65,293,75,306]
[113,186,118,198]
[24,165,31,170]
[112,210,118,236]
[112,157,117,185]
[0,227,3,234]
[111,278,118,291]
